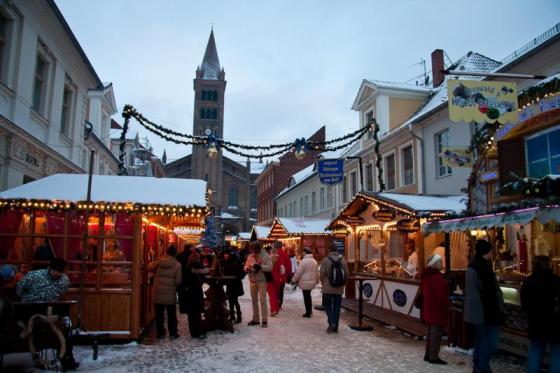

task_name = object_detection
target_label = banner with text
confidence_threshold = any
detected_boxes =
[448,80,518,124]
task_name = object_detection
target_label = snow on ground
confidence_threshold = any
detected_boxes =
[3,280,525,372]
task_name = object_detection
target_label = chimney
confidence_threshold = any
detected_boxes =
[431,49,445,88]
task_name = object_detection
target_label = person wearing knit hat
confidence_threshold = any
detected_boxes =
[420,254,449,365]
[464,239,504,373]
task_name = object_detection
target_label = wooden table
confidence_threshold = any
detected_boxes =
[348,276,376,331]
[204,275,235,333]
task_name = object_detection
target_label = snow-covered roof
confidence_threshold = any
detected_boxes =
[352,79,431,110]
[364,79,431,93]
[275,164,317,199]
[272,217,332,235]
[0,174,208,207]
[377,193,467,215]
[221,212,240,219]
[237,232,251,240]
[252,225,270,240]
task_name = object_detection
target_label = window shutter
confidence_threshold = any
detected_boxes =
[498,137,526,187]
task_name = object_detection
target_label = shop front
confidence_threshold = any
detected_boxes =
[0,174,208,339]
[328,191,466,336]
[267,217,333,261]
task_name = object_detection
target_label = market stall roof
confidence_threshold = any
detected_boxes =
[268,217,332,238]
[0,174,208,207]
[251,225,271,240]
[327,192,466,230]
[423,205,560,234]
[237,232,251,240]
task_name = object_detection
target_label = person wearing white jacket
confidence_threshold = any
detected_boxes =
[291,247,319,317]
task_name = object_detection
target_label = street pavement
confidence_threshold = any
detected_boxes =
[3,280,525,372]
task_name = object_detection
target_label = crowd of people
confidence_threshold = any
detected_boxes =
[2,237,559,372]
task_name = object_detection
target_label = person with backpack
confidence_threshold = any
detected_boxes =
[292,247,319,318]
[320,243,349,333]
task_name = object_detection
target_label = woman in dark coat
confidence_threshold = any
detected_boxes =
[180,248,209,339]
[420,254,449,365]
[521,255,560,373]
[220,248,245,323]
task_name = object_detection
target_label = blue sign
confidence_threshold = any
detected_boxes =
[318,159,344,185]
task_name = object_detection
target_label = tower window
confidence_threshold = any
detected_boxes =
[200,107,217,120]
[201,90,218,101]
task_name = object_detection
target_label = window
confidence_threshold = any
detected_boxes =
[0,12,9,81]
[350,171,357,196]
[342,176,348,203]
[385,154,396,190]
[32,54,48,113]
[436,130,452,177]
[300,197,304,216]
[365,110,374,139]
[312,191,317,213]
[201,90,218,101]
[327,185,333,207]
[320,187,325,210]
[305,195,309,215]
[366,164,373,191]
[526,127,560,178]
[200,107,217,120]
[228,187,238,207]
[402,145,414,185]
[60,86,72,136]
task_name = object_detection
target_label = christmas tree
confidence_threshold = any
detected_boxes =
[201,216,221,248]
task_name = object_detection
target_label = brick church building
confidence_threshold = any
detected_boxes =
[164,31,258,235]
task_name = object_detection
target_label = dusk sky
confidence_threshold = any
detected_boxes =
[56,0,560,164]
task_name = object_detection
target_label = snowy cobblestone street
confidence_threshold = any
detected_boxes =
[4,282,525,372]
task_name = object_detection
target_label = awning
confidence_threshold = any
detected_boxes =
[423,206,559,233]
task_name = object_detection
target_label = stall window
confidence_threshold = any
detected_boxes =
[385,154,396,190]
[526,127,560,178]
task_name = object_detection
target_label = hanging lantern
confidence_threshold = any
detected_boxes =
[293,137,308,160]
[207,142,219,159]
[295,148,306,160]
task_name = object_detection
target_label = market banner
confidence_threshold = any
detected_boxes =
[441,147,474,168]
[448,80,518,124]
[373,209,396,222]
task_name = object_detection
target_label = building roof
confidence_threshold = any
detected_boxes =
[269,217,332,236]
[46,0,103,88]
[275,164,317,200]
[0,174,208,207]
[251,225,271,240]
[352,79,430,110]
[200,30,221,80]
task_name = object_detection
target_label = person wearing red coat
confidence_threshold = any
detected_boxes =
[273,241,292,310]
[420,254,450,365]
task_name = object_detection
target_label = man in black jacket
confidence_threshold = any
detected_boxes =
[521,255,560,373]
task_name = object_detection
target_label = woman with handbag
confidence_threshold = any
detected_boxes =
[244,241,272,327]
[420,254,449,365]
[291,247,319,318]
[148,245,182,339]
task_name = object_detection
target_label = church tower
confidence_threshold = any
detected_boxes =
[192,30,226,210]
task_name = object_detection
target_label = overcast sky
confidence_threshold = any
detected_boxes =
[56,0,560,164]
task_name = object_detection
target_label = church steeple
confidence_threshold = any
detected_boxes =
[200,30,221,80]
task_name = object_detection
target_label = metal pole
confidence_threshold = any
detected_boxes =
[78,149,95,331]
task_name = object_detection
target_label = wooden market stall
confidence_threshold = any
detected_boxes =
[328,191,466,336]
[266,217,336,262]
[421,92,560,356]
[0,174,208,340]
[250,225,271,242]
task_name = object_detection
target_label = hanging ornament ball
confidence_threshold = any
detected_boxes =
[207,143,219,159]
[294,149,306,160]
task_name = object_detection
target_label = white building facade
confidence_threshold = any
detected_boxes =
[0,0,117,192]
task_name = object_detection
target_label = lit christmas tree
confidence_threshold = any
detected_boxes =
[201,216,220,248]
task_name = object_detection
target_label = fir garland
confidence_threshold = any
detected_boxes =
[372,120,385,192]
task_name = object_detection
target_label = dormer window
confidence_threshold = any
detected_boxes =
[365,110,374,139]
